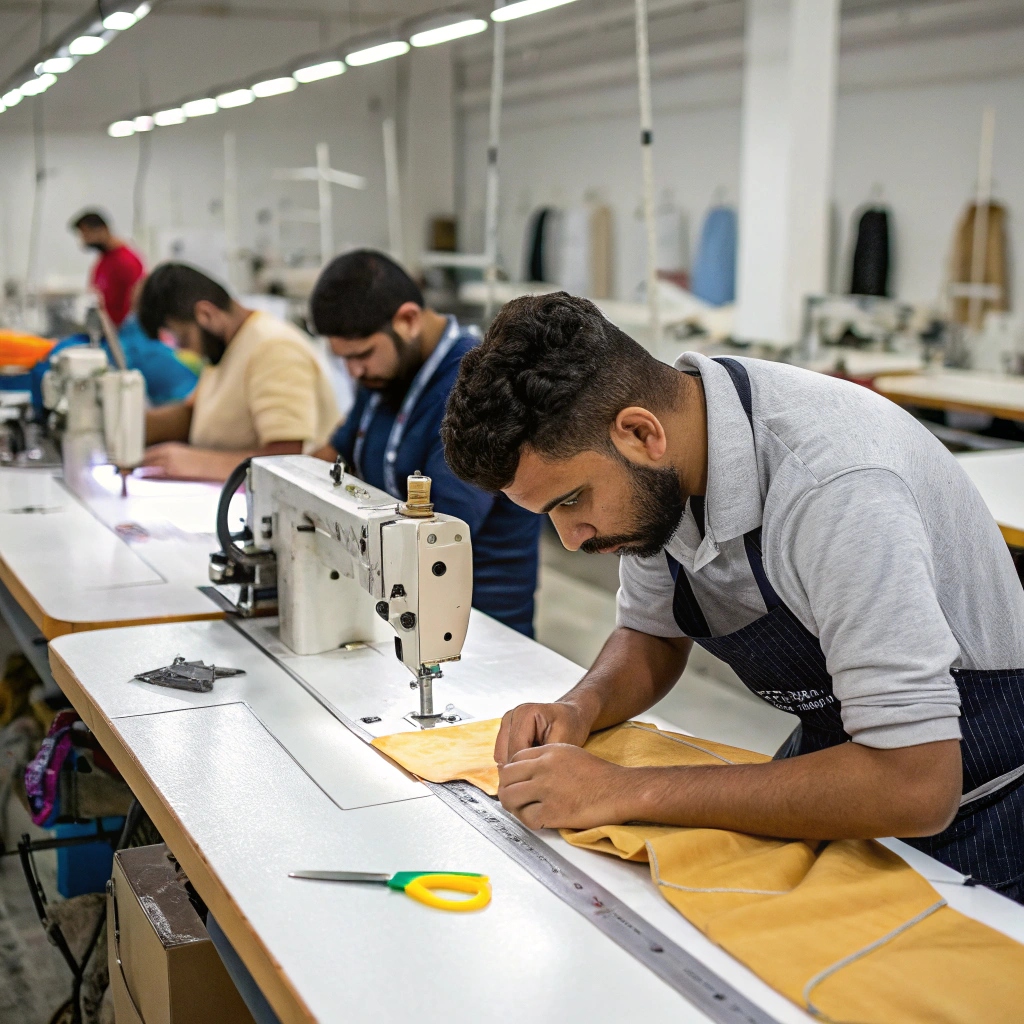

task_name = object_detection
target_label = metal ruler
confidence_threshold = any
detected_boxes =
[429,779,781,1024]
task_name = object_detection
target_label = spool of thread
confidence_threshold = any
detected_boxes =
[401,471,434,518]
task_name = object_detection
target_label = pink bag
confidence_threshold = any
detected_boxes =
[24,710,78,826]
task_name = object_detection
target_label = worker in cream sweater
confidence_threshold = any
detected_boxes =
[137,262,338,481]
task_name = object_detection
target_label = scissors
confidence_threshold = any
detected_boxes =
[289,870,491,912]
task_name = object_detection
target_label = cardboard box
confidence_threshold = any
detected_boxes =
[107,844,256,1024]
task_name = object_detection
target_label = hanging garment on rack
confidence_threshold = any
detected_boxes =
[525,207,563,283]
[589,204,613,299]
[551,204,614,298]
[690,206,737,307]
[850,206,891,297]
[949,201,1010,325]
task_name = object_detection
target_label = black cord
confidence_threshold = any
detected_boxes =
[216,457,260,567]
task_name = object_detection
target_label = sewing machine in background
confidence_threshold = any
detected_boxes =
[210,455,473,727]
[40,342,145,494]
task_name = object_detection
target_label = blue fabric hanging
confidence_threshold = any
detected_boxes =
[690,206,737,306]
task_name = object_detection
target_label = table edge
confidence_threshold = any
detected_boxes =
[48,643,315,1024]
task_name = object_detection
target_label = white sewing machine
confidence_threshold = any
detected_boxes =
[40,346,146,482]
[210,454,473,726]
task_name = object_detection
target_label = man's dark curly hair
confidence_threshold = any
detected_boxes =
[441,292,679,492]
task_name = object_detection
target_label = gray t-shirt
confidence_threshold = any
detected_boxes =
[617,353,1024,749]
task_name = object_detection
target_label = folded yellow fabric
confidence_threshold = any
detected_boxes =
[373,717,1024,1022]
[370,717,765,795]
[372,716,505,793]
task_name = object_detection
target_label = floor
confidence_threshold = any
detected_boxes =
[0,528,797,1023]
[0,619,72,1024]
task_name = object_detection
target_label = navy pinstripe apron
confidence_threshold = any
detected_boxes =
[666,357,1024,902]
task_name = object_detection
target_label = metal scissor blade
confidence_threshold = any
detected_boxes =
[289,871,391,883]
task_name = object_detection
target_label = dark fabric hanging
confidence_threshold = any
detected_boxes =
[526,207,553,282]
[850,207,891,297]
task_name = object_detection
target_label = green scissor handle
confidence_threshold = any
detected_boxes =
[388,872,491,911]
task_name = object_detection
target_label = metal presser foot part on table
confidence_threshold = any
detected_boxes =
[209,455,474,727]
[134,657,246,694]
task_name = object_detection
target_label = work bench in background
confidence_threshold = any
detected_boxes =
[0,465,225,693]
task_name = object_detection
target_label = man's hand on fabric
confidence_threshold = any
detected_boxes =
[497,744,635,830]
[498,736,962,840]
[493,702,593,765]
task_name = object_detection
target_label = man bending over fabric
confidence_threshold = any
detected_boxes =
[440,291,1024,903]
[138,263,338,481]
[311,249,540,637]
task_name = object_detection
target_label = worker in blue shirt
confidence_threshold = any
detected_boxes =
[312,250,540,637]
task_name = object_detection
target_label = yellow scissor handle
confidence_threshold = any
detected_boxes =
[402,873,491,912]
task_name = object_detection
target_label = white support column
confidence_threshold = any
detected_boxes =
[401,45,456,271]
[223,132,241,292]
[734,0,839,345]
[316,142,334,264]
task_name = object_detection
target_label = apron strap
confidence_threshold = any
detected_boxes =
[664,552,712,638]
[744,530,784,613]
[712,356,786,614]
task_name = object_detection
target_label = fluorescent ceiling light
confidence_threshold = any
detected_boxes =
[2,89,22,106]
[252,76,296,98]
[153,107,186,126]
[40,56,76,74]
[293,59,345,83]
[492,0,579,22]
[183,97,218,117]
[69,35,106,55]
[19,74,56,96]
[411,18,487,47]
[134,3,152,18]
[345,40,409,67]
[133,114,154,131]
[108,120,135,137]
[0,103,5,114]
[216,88,254,108]
[103,11,137,30]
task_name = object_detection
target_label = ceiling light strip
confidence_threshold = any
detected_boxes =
[1,1,156,116]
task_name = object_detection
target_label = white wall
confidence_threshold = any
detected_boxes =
[0,64,400,291]
[457,25,1024,309]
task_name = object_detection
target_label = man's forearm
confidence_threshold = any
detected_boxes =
[624,739,962,839]
[145,403,192,444]
[561,627,691,732]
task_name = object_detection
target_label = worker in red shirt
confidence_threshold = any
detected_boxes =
[69,210,145,326]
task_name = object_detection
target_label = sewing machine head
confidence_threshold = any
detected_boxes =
[211,455,473,725]
[40,348,145,475]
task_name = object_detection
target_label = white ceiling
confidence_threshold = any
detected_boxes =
[1,0,1022,133]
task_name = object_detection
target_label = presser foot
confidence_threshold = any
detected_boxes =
[404,703,472,730]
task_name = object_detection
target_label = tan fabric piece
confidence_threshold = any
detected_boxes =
[372,717,505,794]
[373,717,1024,1023]
[949,201,1009,327]
[189,310,338,451]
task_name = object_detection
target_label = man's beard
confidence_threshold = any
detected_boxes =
[86,242,109,253]
[201,328,227,366]
[580,456,686,559]
[362,328,422,411]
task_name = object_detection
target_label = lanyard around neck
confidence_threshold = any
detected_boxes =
[352,316,462,496]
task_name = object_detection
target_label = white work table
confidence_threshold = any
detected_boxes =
[49,614,1024,1024]
[875,368,1024,422]
[958,449,1024,548]
[0,465,225,638]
